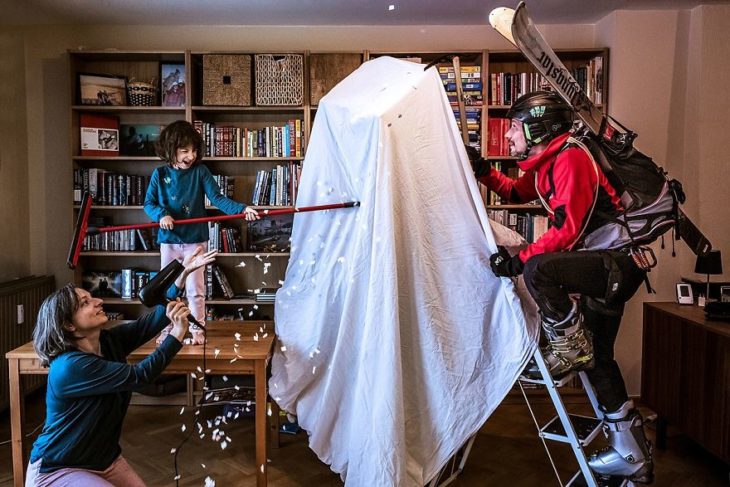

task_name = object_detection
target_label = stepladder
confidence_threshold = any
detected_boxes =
[518,348,633,487]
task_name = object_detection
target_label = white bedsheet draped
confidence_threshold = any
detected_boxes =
[270,56,539,486]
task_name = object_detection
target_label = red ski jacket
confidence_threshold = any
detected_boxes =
[478,132,622,264]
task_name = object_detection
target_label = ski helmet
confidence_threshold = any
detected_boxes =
[507,91,574,157]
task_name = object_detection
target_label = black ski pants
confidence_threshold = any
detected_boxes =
[522,250,647,412]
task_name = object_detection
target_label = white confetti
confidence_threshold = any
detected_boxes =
[280,345,287,351]
[214,348,220,358]
[234,332,241,341]
[201,463,206,469]
[174,475,181,481]
[260,464,265,473]
[248,311,254,317]
[181,424,186,432]
[253,305,259,310]
[389,4,395,10]
[263,333,268,338]
[170,448,176,454]
[229,357,237,363]
[179,407,185,415]
[267,405,272,416]
[236,261,246,268]
[255,254,262,261]
[263,209,269,214]
[191,372,198,379]
[312,366,317,374]
[222,375,228,382]
[254,334,259,342]
[221,441,228,450]
[337,257,346,264]
[204,476,215,487]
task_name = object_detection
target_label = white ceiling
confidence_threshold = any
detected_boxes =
[1,0,724,26]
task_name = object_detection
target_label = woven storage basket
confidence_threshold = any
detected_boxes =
[255,54,304,106]
[203,54,252,106]
[127,81,157,106]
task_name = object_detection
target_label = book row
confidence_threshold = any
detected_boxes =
[489,56,603,106]
[487,210,550,244]
[251,162,301,207]
[193,120,303,158]
[73,169,148,206]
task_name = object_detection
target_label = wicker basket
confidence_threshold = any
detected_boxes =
[127,81,157,106]
[255,54,304,106]
[203,55,252,106]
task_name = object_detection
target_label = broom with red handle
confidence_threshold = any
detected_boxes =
[68,191,360,269]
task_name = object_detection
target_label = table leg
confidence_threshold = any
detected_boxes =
[255,359,267,487]
[9,358,26,487]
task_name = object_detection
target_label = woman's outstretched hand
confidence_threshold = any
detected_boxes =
[183,246,218,273]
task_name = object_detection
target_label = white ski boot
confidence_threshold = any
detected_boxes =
[525,300,594,379]
[589,400,654,483]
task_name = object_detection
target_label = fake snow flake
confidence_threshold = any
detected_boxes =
[280,345,287,351]
[263,333,268,338]
[255,254,262,261]
[263,263,271,274]
[263,209,269,215]
[337,257,346,264]
[267,405,272,416]
[261,464,265,473]
[254,334,259,342]
[389,4,395,10]
[191,372,198,379]
[204,475,215,487]
[278,280,284,286]
[234,332,241,341]
[170,448,176,454]
[201,463,206,469]
[248,311,254,317]
[222,375,228,382]
[181,424,186,432]
[229,357,237,363]
[174,475,181,481]
[221,441,228,450]
[179,407,185,415]
[236,261,246,268]
[253,304,259,310]
[312,366,317,374]
[214,348,220,358]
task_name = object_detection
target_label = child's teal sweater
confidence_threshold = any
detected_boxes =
[144,164,245,244]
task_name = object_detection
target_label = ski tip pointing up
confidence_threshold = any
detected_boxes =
[488,6,516,46]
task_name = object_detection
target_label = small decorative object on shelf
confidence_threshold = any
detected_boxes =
[127,80,158,107]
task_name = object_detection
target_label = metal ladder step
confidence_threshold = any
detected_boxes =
[540,413,603,446]
[567,470,631,487]
[519,370,577,387]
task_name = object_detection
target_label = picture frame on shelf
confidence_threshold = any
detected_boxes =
[120,123,164,156]
[78,73,127,106]
[160,63,186,107]
[247,214,293,252]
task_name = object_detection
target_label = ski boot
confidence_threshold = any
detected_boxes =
[589,400,654,483]
[524,300,594,380]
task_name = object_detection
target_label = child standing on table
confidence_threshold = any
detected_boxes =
[145,120,259,344]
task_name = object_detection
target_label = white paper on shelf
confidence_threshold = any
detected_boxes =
[270,56,539,486]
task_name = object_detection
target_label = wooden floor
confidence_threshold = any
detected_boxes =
[1,390,727,486]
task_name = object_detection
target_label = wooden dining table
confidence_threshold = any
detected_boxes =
[6,320,276,487]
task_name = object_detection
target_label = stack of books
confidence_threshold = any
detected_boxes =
[255,288,278,303]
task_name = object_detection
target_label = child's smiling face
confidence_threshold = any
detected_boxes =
[173,144,197,170]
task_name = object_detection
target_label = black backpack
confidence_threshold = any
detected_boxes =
[570,118,685,252]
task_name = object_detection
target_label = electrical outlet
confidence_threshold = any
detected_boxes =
[17,304,24,324]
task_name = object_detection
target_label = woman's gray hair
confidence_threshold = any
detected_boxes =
[33,283,79,367]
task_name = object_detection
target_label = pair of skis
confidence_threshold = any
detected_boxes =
[488,2,711,257]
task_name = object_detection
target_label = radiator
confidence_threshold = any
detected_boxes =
[0,275,55,412]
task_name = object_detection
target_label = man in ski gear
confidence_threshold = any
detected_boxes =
[471,91,654,483]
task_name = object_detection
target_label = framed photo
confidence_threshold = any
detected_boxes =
[120,124,164,156]
[78,73,127,106]
[160,63,186,107]
[247,214,293,252]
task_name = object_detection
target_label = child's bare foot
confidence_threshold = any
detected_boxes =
[189,324,205,345]
[156,324,174,344]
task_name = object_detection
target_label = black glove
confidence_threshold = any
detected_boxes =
[465,145,489,177]
[489,246,524,277]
